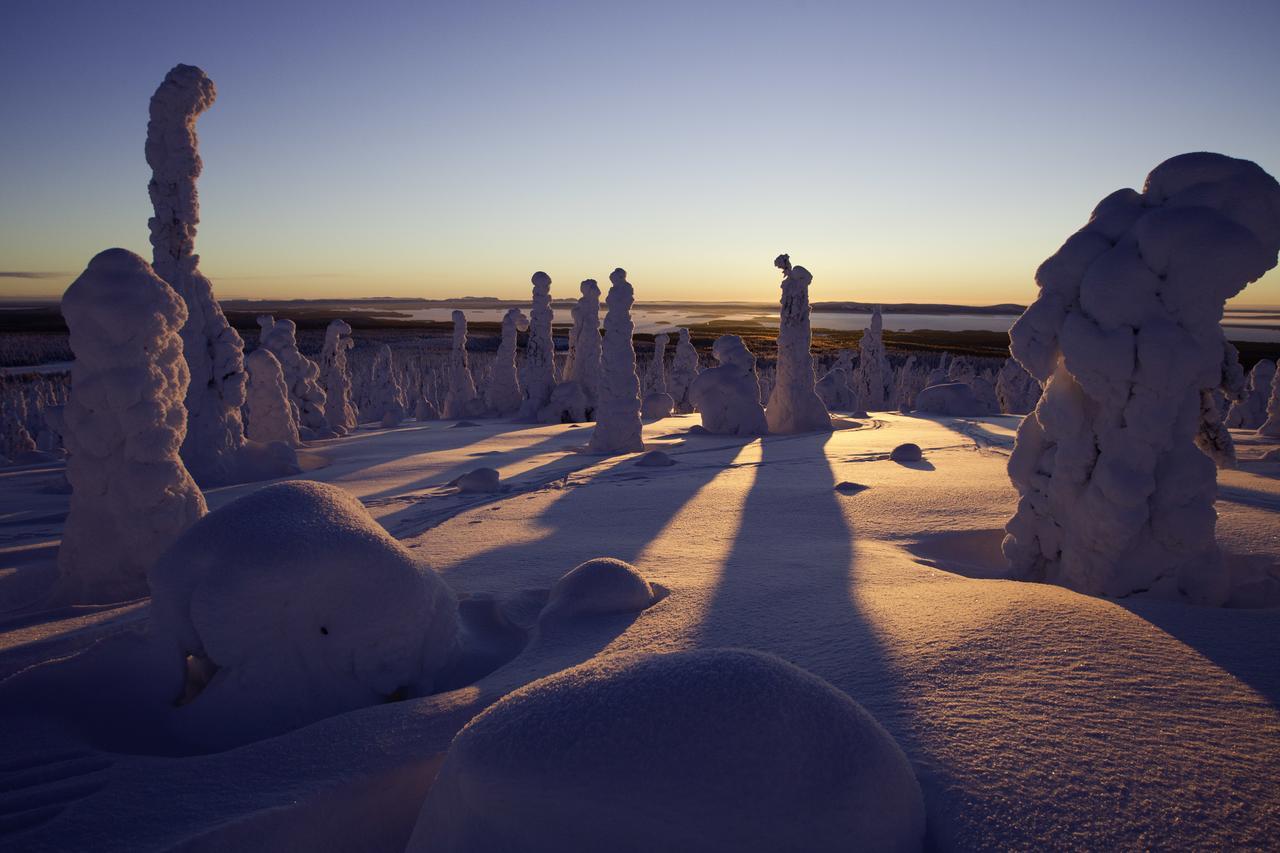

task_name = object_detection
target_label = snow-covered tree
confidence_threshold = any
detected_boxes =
[443,311,481,419]
[689,335,769,435]
[367,344,406,427]
[669,327,700,413]
[1259,362,1280,437]
[1195,342,1246,468]
[57,249,207,603]
[588,268,644,454]
[995,357,1041,414]
[146,64,248,486]
[1004,153,1280,605]
[520,271,555,420]
[641,332,675,419]
[765,255,830,433]
[257,316,331,437]
[1225,359,1275,429]
[245,348,301,446]
[320,319,357,434]
[566,279,602,407]
[486,308,527,417]
[852,308,892,410]
[816,349,864,414]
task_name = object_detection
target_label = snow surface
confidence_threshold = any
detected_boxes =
[407,648,924,853]
[1,412,1278,850]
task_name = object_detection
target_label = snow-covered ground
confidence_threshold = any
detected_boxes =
[0,413,1277,849]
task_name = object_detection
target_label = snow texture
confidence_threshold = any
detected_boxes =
[407,649,925,853]
[539,380,590,424]
[146,64,248,487]
[443,311,481,419]
[587,269,644,454]
[543,557,658,618]
[668,327,700,413]
[765,255,831,433]
[257,315,331,437]
[520,272,555,420]
[485,308,526,417]
[414,397,440,422]
[1005,152,1280,605]
[566,280,602,410]
[853,307,893,410]
[244,348,301,447]
[366,344,406,427]
[689,335,769,436]
[320,319,358,434]
[57,249,207,603]
[1259,361,1280,436]
[148,480,458,746]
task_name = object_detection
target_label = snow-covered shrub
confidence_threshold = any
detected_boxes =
[588,269,644,454]
[407,648,924,853]
[1004,153,1280,605]
[244,348,301,446]
[320,319,357,434]
[689,335,769,436]
[147,64,248,486]
[520,272,556,420]
[149,480,459,745]
[765,255,830,433]
[57,249,207,603]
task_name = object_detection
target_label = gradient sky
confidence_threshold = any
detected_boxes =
[2,0,1279,305]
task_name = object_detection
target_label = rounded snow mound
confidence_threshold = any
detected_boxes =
[543,557,658,619]
[889,443,923,463]
[452,467,500,493]
[641,391,675,420]
[149,481,458,744]
[634,450,676,467]
[914,382,988,416]
[407,648,925,853]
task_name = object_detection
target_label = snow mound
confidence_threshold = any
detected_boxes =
[148,481,459,745]
[835,481,870,494]
[889,443,923,463]
[543,557,658,618]
[407,648,925,853]
[914,382,988,416]
[635,450,676,468]
[641,391,675,420]
[451,420,479,429]
[452,467,500,493]
[688,334,769,436]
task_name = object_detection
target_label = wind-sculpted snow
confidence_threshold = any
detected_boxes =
[668,327,699,413]
[566,279,602,409]
[148,481,458,748]
[520,272,555,420]
[57,249,207,603]
[765,255,831,433]
[320,319,357,433]
[245,348,301,447]
[588,269,644,454]
[689,334,769,435]
[146,64,248,486]
[443,311,481,419]
[407,649,925,853]
[485,308,526,417]
[1225,359,1274,429]
[257,316,331,437]
[853,307,893,410]
[1005,152,1280,605]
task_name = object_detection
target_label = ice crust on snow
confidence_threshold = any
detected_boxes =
[407,648,925,853]
[587,269,644,454]
[57,249,207,604]
[148,480,458,745]
[766,255,831,433]
[1004,152,1280,605]
[689,334,769,435]
[146,64,248,487]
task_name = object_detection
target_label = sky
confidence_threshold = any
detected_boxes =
[2,0,1279,306]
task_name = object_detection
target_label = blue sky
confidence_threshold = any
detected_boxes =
[2,0,1278,304]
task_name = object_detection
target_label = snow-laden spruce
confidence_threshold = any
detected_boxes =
[817,349,865,414]
[443,311,481,419]
[520,272,555,420]
[996,357,1041,414]
[485,308,527,417]
[668,327,700,413]
[853,307,893,410]
[588,269,644,454]
[366,344,406,427]
[1195,344,1246,469]
[1260,363,1280,437]
[57,249,207,604]
[257,316,332,437]
[1225,359,1274,429]
[245,348,301,447]
[1004,152,1280,605]
[689,334,769,435]
[149,480,458,747]
[641,332,675,419]
[320,319,357,433]
[765,255,831,433]
[567,279,602,409]
[147,64,248,486]
[407,649,925,853]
